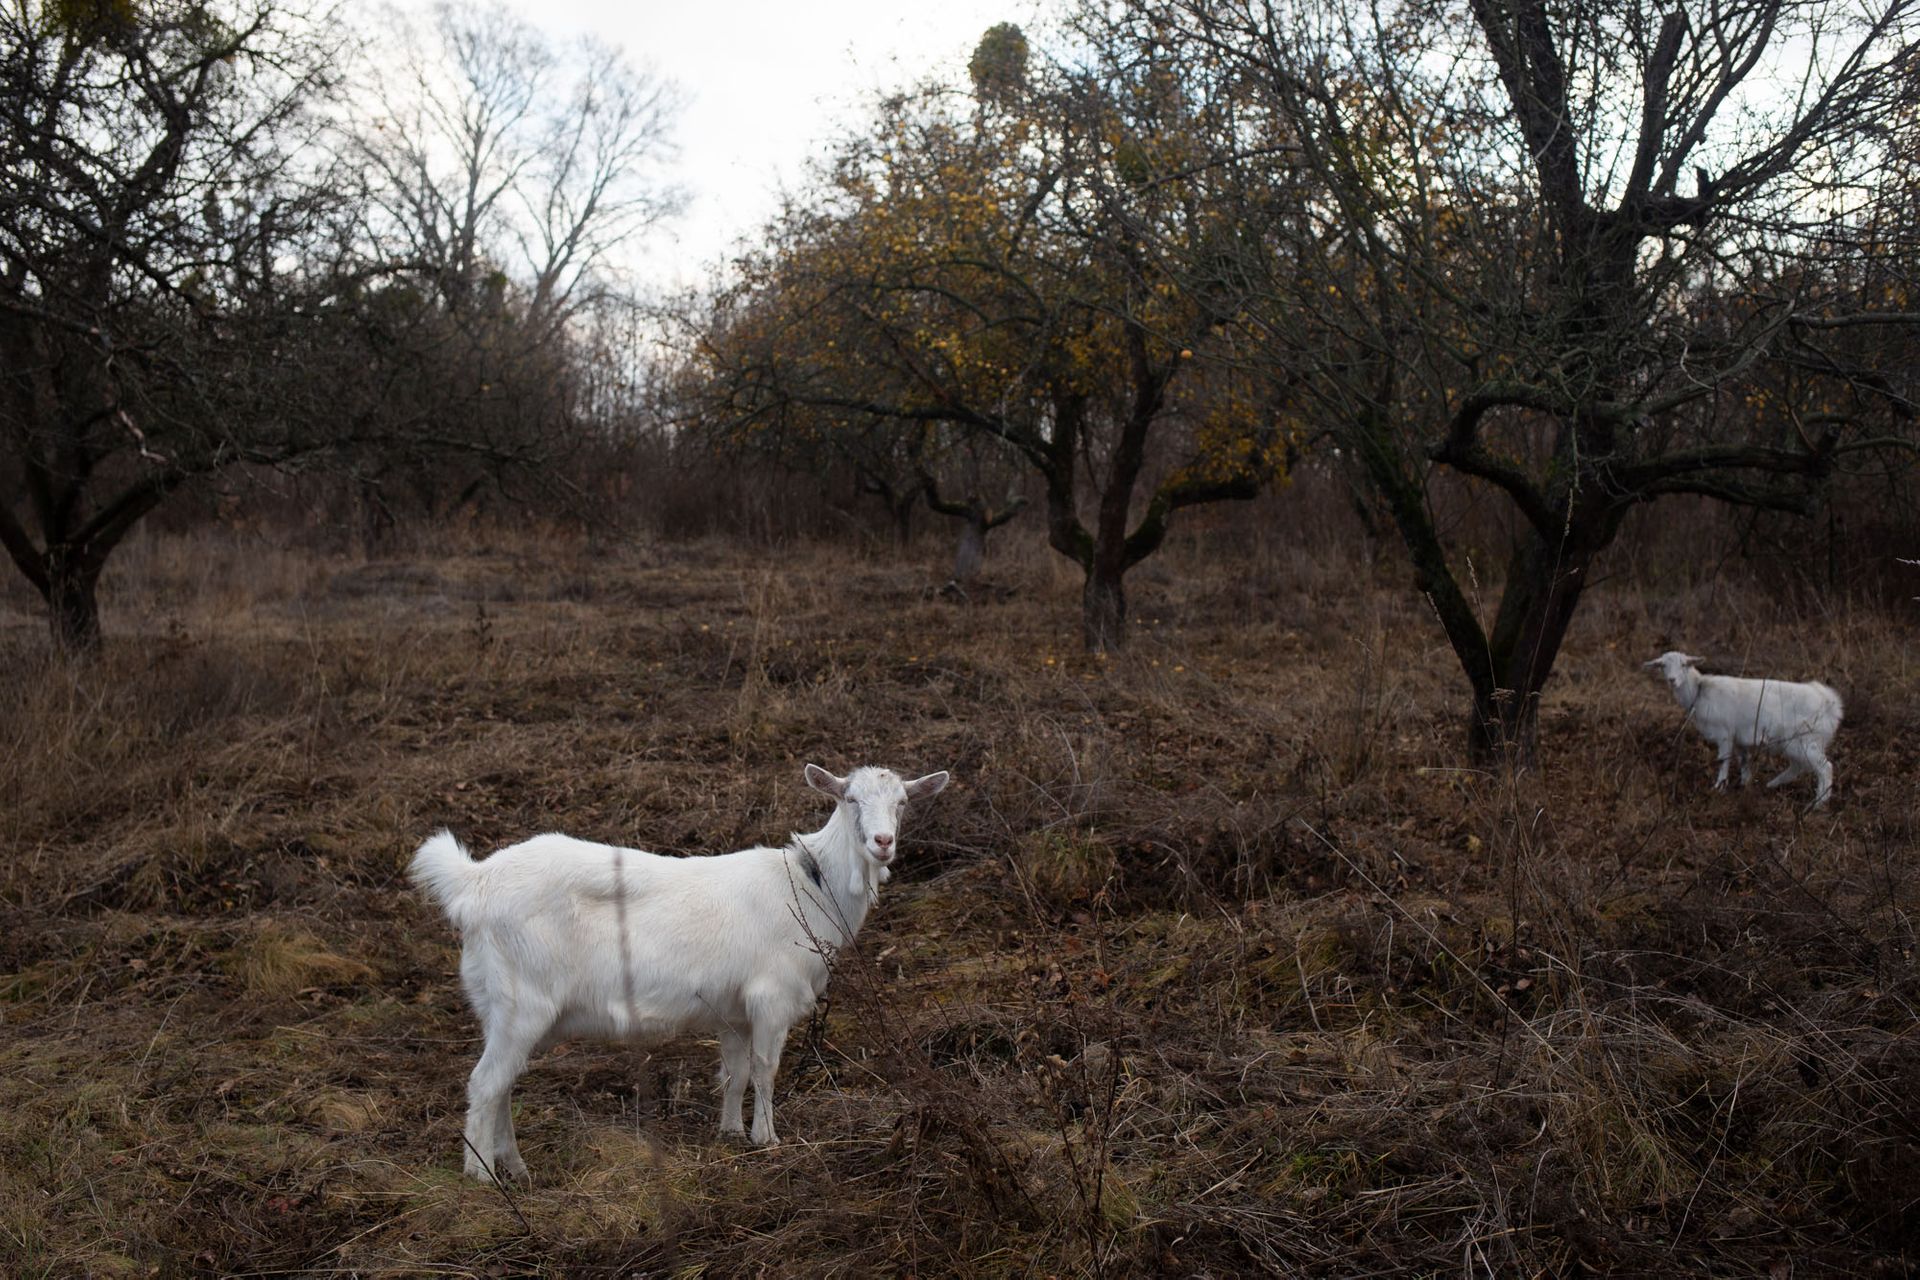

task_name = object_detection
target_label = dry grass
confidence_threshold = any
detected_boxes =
[0,523,1915,1277]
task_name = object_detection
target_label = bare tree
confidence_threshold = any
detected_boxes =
[353,0,682,333]
[921,436,1029,593]
[0,0,684,653]
[1175,0,1919,758]
[0,0,348,651]
[335,1,684,536]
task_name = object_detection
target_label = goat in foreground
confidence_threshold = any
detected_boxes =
[1644,651,1842,807]
[410,763,951,1183]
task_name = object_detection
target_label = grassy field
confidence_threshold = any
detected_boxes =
[1,525,1914,1277]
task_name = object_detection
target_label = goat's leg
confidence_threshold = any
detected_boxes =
[1797,740,1843,809]
[1738,746,1755,787]
[1713,738,1734,790]
[464,1019,541,1183]
[746,1015,789,1147]
[491,1089,528,1183]
[716,1027,750,1139]
[1766,758,1806,790]
[1804,747,1834,808]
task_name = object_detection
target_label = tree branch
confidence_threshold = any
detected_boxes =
[1637,475,1819,514]
[1123,468,1262,570]
[0,502,48,594]
[1430,439,1559,539]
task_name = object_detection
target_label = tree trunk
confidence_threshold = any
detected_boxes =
[892,494,915,547]
[1464,517,1614,765]
[1082,565,1126,654]
[1081,326,1165,655]
[952,512,987,584]
[45,549,103,655]
[1467,683,1541,765]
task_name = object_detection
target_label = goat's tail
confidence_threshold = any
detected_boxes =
[409,829,485,931]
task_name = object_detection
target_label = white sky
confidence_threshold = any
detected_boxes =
[490,0,1045,294]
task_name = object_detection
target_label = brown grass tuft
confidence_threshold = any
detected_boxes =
[228,925,378,997]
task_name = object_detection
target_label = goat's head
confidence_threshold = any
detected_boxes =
[1643,650,1703,690]
[804,764,950,886]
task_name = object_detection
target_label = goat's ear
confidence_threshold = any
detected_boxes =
[805,763,849,799]
[903,770,951,800]
[1642,657,1666,668]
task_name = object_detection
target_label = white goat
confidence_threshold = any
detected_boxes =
[1644,651,1843,807]
[410,763,951,1183]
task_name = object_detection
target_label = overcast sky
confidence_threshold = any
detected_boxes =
[483,0,1045,293]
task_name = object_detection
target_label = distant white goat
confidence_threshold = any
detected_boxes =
[410,763,951,1183]
[1644,651,1843,807]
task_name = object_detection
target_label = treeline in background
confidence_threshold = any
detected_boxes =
[5,0,1918,759]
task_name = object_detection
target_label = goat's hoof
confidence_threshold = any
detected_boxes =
[464,1153,526,1184]
[719,1126,749,1145]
